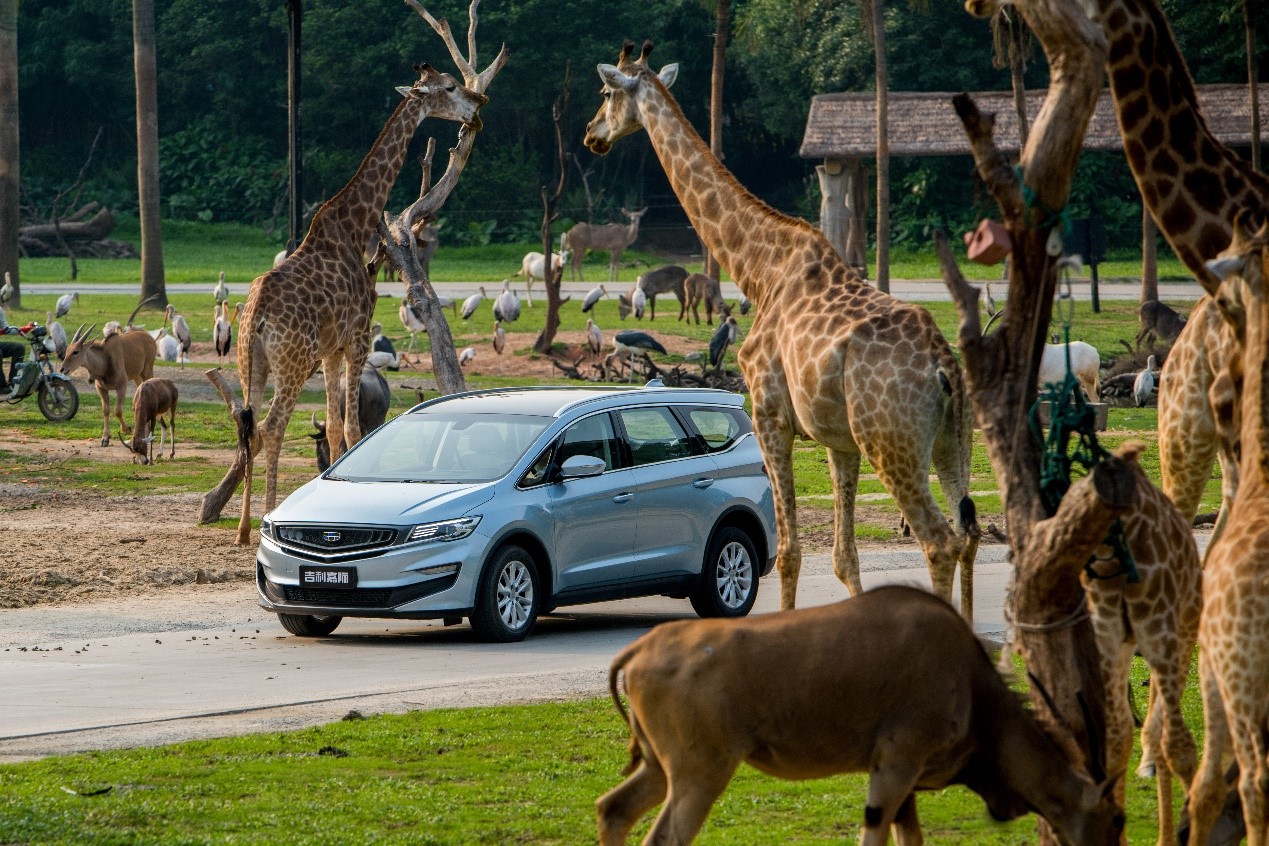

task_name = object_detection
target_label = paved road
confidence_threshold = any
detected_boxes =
[0,544,1013,761]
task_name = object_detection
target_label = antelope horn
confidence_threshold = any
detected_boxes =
[71,323,88,344]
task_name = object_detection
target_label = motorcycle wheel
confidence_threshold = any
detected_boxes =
[38,380,79,422]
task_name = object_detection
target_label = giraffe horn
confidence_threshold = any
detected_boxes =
[637,40,654,65]
[619,40,635,63]
[414,62,432,74]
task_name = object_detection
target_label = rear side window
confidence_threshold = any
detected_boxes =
[685,407,751,453]
[618,406,696,466]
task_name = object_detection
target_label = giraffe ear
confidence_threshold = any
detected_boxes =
[598,64,637,92]
[396,86,412,97]
[1207,255,1245,281]
[657,63,679,88]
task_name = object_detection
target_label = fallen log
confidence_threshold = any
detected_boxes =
[20,207,115,242]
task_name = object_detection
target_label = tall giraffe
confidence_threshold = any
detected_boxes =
[233,64,486,544]
[1096,0,1269,537]
[583,42,979,614]
[1186,219,1269,846]
[1082,443,1200,846]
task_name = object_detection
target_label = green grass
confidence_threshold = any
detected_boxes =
[0,651,1203,845]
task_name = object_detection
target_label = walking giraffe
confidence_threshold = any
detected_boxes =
[231,65,486,544]
[1186,218,1269,846]
[583,41,979,614]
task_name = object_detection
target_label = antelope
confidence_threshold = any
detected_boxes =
[618,264,688,321]
[61,324,158,446]
[1135,300,1187,350]
[598,585,1125,846]
[121,377,178,464]
[683,272,730,325]
[563,207,647,282]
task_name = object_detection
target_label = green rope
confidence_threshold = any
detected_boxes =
[1029,289,1139,584]
[1014,164,1073,237]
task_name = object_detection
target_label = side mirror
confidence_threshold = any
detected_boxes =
[558,454,605,480]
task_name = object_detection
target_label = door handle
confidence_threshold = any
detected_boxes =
[693,478,715,489]
[612,492,634,504]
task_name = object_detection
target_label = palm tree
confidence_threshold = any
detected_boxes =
[0,0,19,308]
[1245,0,1261,171]
[866,0,890,294]
[132,0,167,309]
[700,0,731,285]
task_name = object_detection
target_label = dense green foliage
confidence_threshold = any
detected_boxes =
[16,0,1259,250]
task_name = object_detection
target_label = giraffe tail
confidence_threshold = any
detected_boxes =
[934,339,980,540]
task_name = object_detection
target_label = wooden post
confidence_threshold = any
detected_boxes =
[845,159,869,277]
[817,159,848,260]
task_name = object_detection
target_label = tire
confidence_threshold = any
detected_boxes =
[277,613,343,637]
[37,380,78,422]
[690,526,759,618]
[470,544,540,642]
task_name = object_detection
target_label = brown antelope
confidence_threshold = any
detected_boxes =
[563,207,647,281]
[618,264,687,321]
[598,585,1125,846]
[60,324,158,446]
[122,377,178,464]
[683,272,730,325]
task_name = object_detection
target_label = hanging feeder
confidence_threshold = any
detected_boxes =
[964,219,1013,266]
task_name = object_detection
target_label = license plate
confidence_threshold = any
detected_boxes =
[299,566,358,589]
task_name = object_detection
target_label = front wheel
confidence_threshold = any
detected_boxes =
[277,613,343,637]
[38,379,78,422]
[690,526,759,618]
[470,544,540,642]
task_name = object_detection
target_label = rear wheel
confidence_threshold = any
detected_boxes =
[277,613,342,637]
[470,544,539,642]
[37,380,78,422]
[690,526,759,618]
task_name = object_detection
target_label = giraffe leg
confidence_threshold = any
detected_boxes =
[931,422,976,622]
[260,376,304,514]
[872,450,960,611]
[748,382,800,610]
[342,345,370,453]
[1231,711,1269,846]
[1137,635,1198,846]
[825,448,863,596]
[1187,652,1232,846]
[321,355,347,466]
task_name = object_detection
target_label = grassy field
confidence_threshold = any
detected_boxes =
[0,655,1197,845]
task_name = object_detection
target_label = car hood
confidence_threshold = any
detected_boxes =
[267,478,495,526]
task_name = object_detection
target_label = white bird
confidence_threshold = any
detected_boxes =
[493,279,521,324]
[45,312,67,359]
[1133,355,1157,408]
[0,272,13,306]
[586,318,603,355]
[213,302,235,364]
[55,291,79,318]
[436,294,458,316]
[984,281,999,317]
[102,321,122,338]
[155,327,181,363]
[366,350,398,370]
[164,304,192,367]
[458,346,476,367]
[493,320,506,357]
[631,286,647,320]
[461,286,487,320]
[399,300,428,351]
[273,248,288,268]
[213,271,229,306]
[581,284,608,313]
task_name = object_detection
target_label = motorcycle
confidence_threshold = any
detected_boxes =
[2,323,79,421]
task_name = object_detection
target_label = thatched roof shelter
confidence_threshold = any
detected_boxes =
[800,84,1258,159]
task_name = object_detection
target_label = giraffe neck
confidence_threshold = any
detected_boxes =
[1240,255,1269,488]
[636,82,832,300]
[1098,0,1269,287]
[318,96,427,253]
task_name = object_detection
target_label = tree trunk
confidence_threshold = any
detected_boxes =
[533,67,572,355]
[817,161,848,260]
[872,0,890,294]
[1140,205,1158,303]
[1246,0,1261,172]
[132,0,167,309]
[939,0,1109,838]
[1007,7,1030,149]
[0,0,18,309]
[702,0,729,284]
[846,159,870,275]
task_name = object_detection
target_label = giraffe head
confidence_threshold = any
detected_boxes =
[1207,210,1269,339]
[396,63,488,131]
[583,40,678,155]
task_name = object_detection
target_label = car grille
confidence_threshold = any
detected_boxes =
[274,525,399,555]
[283,586,394,607]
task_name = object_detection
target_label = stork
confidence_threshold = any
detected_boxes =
[213,302,235,364]
[45,312,67,359]
[581,284,608,313]
[1133,354,1157,408]
[156,327,181,363]
[399,300,428,351]
[461,286,487,320]
[493,320,506,373]
[493,280,521,324]
[983,281,999,317]
[0,272,12,306]
[436,294,459,316]
[458,346,476,367]
[368,322,399,371]
[631,286,647,320]
[55,291,79,319]
[586,317,603,355]
[709,316,739,369]
[164,304,192,367]
[213,271,229,306]
[609,329,666,382]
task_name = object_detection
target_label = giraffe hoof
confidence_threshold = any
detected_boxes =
[1136,760,1157,779]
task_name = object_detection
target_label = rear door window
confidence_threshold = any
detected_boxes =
[683,406,751,453]
[617,406,698,466]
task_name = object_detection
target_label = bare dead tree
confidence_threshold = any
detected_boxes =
[570,153,602,224]
[47,127,104,284]
[939,0,1119,842]
[533,64,572,355]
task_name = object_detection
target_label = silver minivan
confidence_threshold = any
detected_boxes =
[256,385,777,641]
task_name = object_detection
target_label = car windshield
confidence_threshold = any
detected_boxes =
[328,412,553,483]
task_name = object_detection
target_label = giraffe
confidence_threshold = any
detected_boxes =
[583,42,979,615]
[233,64,486,545]
[1095,0,1269,541]
[1186,219,1269,846]
[1081,442,1201,846]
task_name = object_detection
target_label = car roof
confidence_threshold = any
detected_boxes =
[407,386,744,418]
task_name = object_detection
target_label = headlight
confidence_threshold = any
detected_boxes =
[260,517,274,540]
[407,516,481,544]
